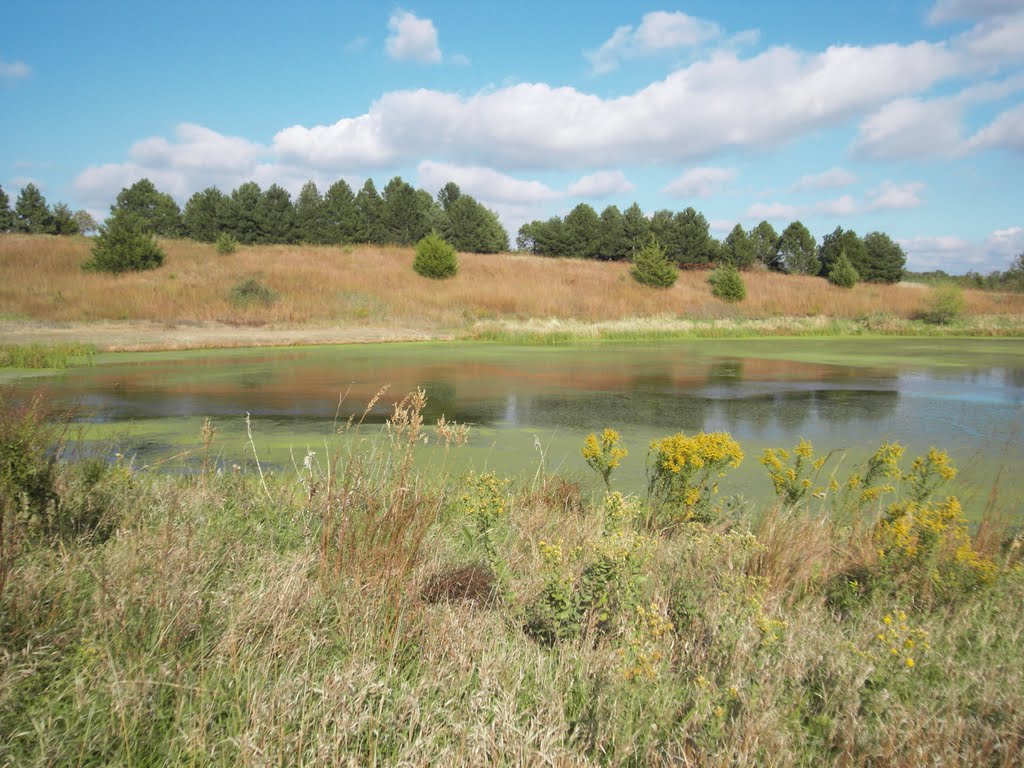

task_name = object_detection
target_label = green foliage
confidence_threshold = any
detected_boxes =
[708,262,746,301]
[760,438,833,507]
[82,212,166,273]
[919,284,966,325]
[71,209,98,235]
[440,194,508,253]
[581,428,628,489]
[215,232,238,255]
[294,181,327,244]
[322,179,361,244]
[49,203,80,236]
[230,278,276,307]
[113,178,182,237]
[819,227,867,278]
[751,220,783,271]
[597,205,628,261]
[413,230,459,279]
[621,202,650,259]
[458,471,509,570]
[779,220,820,275]
[862,231,907,283]
[828,251,860,288]
[229,181,262,244]
[354,178,386,245]
[0,185,12,232]
[630,238,677,287]
[646,430,744,526]
[382,177,432,246]
[256,184,297,244]
[722,224,756,270]
[0,343,95,369]
[183,187,230,242]
[564,203,601,259]
[14,183,52,234]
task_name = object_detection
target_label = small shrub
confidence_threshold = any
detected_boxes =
[828,251,860,288]
[82,212,165,273]
[631,238,677,288]
[919,284,965,325]
[215,232,239,255]
[413,230,459,279]
[230,278,276,307]
[708,263,746,302]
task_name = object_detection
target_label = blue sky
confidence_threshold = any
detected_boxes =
[2,0,1022,272]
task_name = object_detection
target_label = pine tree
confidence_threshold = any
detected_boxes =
[828,250,860,288]
[779,220,819,275]
[630,238,677,287]
[323,179,361,244]
[295,181,327,244]
[709,263,747,302]
[14,184,52,234]
[722,224,756,269]
[112,179,182,237]
[183,187,230,242]
[0,185,13,232]
[354,179,385,245]
[82,211,165,273]
[597,205,628,261]
[621,202,650,259]
[862,231,906,283]
[256,184,296,244]
[413,230,459,279]
[228,182,262,244]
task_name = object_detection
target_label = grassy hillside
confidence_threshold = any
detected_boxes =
[3,234,1023,333]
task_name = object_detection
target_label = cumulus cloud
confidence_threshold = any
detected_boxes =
[0,57,30,81]
[566,170,634,198]
[852,97,965,160]
[416,160,558,204]
[954,11,1024,63]
[867,181,926,211]
[272,40,960,173]
[745,201,800,220]
[900,227,1024,272]
[927,0,1022,24]
[586,11,723,74]
[386,10,441,64]
[967,102,1024,151]
[663,166,737,198]
[790,166,857,192]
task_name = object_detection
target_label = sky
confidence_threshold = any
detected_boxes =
[2,0,1023,273]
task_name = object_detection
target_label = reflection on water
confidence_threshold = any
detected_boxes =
[15,340,1024,516]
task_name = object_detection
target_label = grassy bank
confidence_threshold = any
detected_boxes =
[2,391,1022,765]
[2,235,1023,343]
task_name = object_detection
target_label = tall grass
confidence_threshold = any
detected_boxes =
[0,342,95,369]
[3,234,1023,332]
[1,389,1022,765]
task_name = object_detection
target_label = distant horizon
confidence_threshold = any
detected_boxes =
[2,0,1022,273]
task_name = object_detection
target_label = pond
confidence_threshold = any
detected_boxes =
[13,337,1024,519]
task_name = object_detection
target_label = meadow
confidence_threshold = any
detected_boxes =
[2,235,1024,343]
[1,390,1022,766]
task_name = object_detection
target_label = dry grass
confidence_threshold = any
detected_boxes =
[4,234,1023,330]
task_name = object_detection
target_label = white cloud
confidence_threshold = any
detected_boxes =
[955,11,1024,63]
[272,40,960,172]
[0,57,30,81]
[852,96,965,160]
[900,227,1024,272]
[927,0,1022,24]
[867,181,926,211]
[386,10,441,64]
[814,195,859,216]
[567,170,634,198]
[586,11,722,74]
[790,166,857,192]
[967,102,1024,151]
[663,166,737,198]
[745,201,800,220]
[416,160,558,204]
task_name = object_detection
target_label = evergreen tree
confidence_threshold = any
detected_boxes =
[669,207,714,266]
[630,238,677,287]
[621,202,650,259]
[256,184,296,244]
[413,230,458,279]
[722,224,756,269]
[112,179,182,237]
[323,179,360,244]
[183,187,230,242]
[819,227,867,278]
[354,179,385,245]
[295,181,328,244]
[597,205,628,261]
[862,231,906,283]
[0,185,13,232]
[442,194,508,253]
[779,220,819,275]
[437,181,461,212]
[564,203,601,259]
[228,182,262,244]
[50,203,80,235]
[648,210,675,253]
[751,220,782,271]
[709,263,747,302]
[828,250,860,288]
[14,184,52,234]
[380,177,430,245]
[82,211,165,273]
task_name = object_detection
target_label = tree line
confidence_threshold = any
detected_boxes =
[0,183,97,236]
[518,203,908,283]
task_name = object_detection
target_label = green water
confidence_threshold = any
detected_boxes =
[15,337,1024,519]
